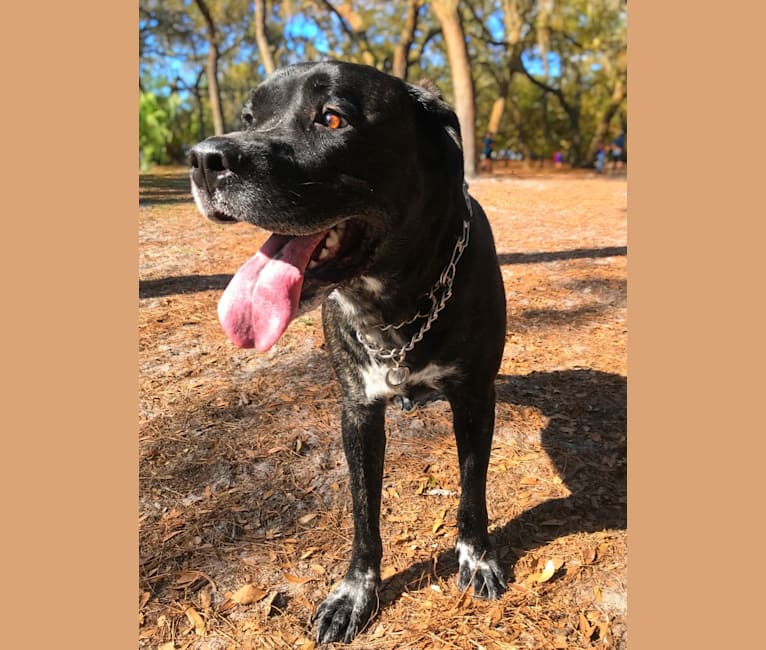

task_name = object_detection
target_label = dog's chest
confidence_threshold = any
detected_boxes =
[329,288,458,403]
[360,358,458,403]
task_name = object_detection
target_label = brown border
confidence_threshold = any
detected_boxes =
[629,4,759,648]
[7,2,754,647]
[5,3,137,646]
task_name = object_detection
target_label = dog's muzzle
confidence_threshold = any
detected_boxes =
[189,137,243,197]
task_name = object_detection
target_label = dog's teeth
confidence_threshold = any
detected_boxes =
[318,247,330,260]
[308,260,318,270]
[326,230,340,249]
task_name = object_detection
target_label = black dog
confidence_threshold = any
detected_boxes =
[189,61,507,644]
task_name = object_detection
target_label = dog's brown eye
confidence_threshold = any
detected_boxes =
[319,111,347,129]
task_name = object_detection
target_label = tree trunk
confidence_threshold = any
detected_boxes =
[585,77,626,164]
[392,0,421,81]
[568,108,582,166]
[431,0,477,177]
[194,0,225,135]
[486,0,529,137]
[254,0,276,75]
[193,70,206,141]
[205,47,225,135]
[521,58,586,166]
[486,78,509,135]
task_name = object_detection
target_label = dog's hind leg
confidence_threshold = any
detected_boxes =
[313,400,386,644]
[448,383,507,599]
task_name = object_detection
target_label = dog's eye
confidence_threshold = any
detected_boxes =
[318,110,348,129]
[242,111,254,126]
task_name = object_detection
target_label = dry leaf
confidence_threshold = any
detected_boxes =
[597,619,611,642]
[185,606,205,636]
[175,571,202,587]
[267,445,290,455]
[579,612,595,638]
[199,588,211,610]
[139,591,151,609]
[231,584,268,605]
[453,586,471,611]
[157,643,175,650]
[371,622,386,638]
[284,573,313,584]
[488,604,503,625]
[298,513,318,526]
[262,590,278,616]
[432,507,448,533]
[381,565,398,581]
[218,599,236,613]
[537,559,556,583]
[565,564,580,579]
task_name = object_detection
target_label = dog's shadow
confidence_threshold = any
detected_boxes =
[381,368,626,602]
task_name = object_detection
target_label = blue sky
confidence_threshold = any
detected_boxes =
[142,9,562,99]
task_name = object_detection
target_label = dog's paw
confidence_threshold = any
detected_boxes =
[456,540,507,599]
[313,571,379,644]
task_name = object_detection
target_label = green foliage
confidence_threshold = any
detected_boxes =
[139,92,182,171]
[139,0,627,168]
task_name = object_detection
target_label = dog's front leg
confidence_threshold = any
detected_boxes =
[448,383,507,599]
[314,399,386,644]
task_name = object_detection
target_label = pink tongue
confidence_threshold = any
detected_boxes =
[218,231,327,351]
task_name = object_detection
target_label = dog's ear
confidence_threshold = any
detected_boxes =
[407,80,465,183]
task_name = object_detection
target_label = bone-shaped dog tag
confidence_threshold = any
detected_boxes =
[385,365,410,388]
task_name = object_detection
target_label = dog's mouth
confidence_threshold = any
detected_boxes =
[217,219,375,351]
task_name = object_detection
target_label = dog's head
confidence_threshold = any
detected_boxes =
[189,61,465,352]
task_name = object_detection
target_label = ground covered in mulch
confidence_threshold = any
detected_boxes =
[139,165,627,650]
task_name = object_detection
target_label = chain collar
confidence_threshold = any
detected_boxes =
[356,182,473,389]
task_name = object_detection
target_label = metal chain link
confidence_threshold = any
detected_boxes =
[355,184,473,374]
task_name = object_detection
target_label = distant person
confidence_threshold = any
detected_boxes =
[595,143,606,174]
[481,132,495,173]
[553,150,563,169]
[611,132,626,173]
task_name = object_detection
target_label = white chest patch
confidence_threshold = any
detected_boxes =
[329,289,458,403]
[360,359,459,403]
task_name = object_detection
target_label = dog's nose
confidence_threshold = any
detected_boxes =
[189,138,243,194]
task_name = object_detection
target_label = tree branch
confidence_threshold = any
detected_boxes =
[317,0,376,65]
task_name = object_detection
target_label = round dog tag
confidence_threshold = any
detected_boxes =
[385,365,410,388]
